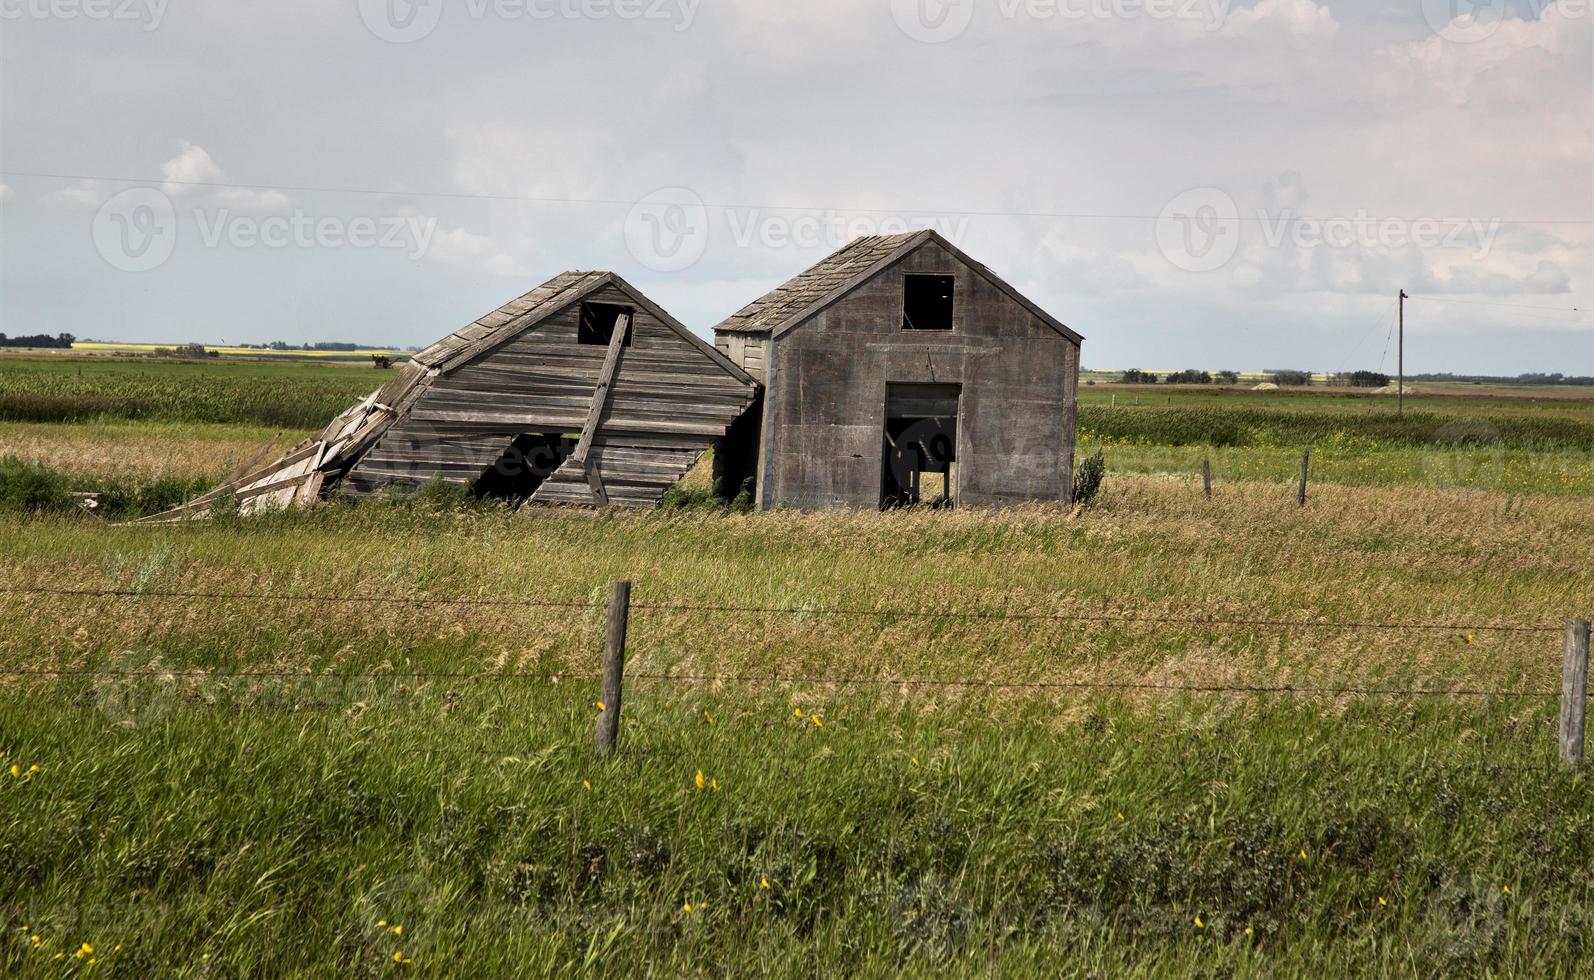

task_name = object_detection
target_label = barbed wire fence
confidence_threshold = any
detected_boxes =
[0,581,1588,766]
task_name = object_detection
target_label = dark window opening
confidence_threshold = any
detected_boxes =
[881,383,959,510]
[473,433,579,505]
[579,302,634,346]
[902,274,955,331]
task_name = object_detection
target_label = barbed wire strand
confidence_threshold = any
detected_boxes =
[0,584,1563,634]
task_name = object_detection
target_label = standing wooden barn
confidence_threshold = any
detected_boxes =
[146,271,758,519]
[712,230,1083,510]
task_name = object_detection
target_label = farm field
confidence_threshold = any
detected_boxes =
[2,352,1594,974]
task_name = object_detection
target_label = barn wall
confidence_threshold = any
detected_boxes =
[345,283,756,503]
[758,240,1078,510]
[714,332,769,382]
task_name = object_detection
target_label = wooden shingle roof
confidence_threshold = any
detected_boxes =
[710,230,1082,344]
[710,233,920,336]
[410,270,607,372]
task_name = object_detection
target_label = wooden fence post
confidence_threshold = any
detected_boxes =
[1201,458,1212,500]
[1560,619,1590,766]
[595,580,631,753]
[1297,450,1310,508]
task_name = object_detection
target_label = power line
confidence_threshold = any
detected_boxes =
[5,168,1592,226]
[1415,296,1587,317]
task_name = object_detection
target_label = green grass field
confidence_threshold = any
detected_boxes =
[2,353,1594,975]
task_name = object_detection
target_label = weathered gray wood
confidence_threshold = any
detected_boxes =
[570,312,631,504]
[1201,458,1212,499]
[1297,450,1310,507]
[1561,619,1591,766]
[595,580,631,753]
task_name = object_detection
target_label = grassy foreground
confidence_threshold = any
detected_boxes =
[3,475,1592,975]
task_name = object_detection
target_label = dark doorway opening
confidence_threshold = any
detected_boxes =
[579,302,635,346]
[473,433,578,505]
[881,383,959,509]
[902,274,955,331]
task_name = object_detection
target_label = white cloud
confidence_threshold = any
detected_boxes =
[41,180,108,208]
[160,141,291,209]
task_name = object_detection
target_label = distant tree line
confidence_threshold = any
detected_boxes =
[0,333,74,349]
[1413,372,1594,387]
[1115,368,1400,387]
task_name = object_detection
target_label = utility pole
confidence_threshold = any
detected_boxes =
[1397,289,1407,416]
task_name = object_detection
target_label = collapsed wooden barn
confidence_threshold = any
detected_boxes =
[144,271,759,520]
[712,230,1083,511]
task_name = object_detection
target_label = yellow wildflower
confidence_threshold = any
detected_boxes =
[793,707,803,718]
[910,756,920,767]
[694,770,705,790]
[393,949,411,964]
[1465,633,1475,644]
[703,710,714,724]
[391,925,402,936]
[377,920,387,928]
[76,942,93,959]
[8,764,17,778]
[1378,896,1387,906]
[1299,848,1308,861]
[1193,915,1204,928]
[710,778,719,792]
[760,877,770,890]
[595,700,605,711]
[1244,927,1253,937]
[681,901,693,914]
[1503,885,1511,896]
[582,779,592,792]
[1115,812,1125,822]
[811,715,823,728]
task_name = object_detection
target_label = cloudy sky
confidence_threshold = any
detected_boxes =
[1,0,1589,373]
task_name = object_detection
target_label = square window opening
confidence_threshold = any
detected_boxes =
[579,302,635,346]
[902,274,955,331]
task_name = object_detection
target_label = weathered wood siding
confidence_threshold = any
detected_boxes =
[345,283,757,506]
[757,239,1078,510]
[715,333,770,383]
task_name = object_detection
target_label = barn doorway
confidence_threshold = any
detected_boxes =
[473,433,578,505]
[881,383,959,510]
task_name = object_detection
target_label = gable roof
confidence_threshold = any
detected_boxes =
[414,270,755,384]
[710,229,1083,345]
